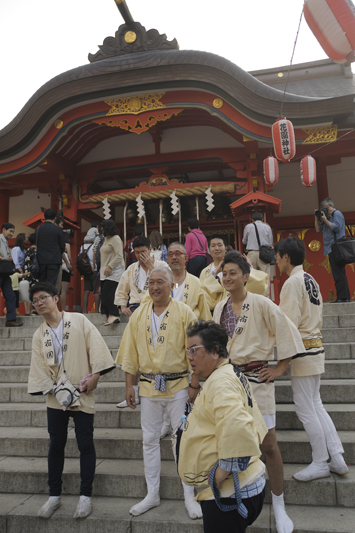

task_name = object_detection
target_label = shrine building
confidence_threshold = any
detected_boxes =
[0,1,354,309]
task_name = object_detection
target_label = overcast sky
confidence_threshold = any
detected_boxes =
[0,0,350,130]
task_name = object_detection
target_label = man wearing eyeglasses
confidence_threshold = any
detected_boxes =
[117,266,202,520]
[115,236,169,408]
[27,282,115,520]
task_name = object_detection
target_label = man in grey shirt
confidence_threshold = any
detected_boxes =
[242,212,273,296]
[0,223,22,327]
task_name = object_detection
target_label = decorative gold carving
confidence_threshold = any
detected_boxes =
[308,239,321,253]
[300,229,309,240]
[326,289,336,303]
[347,263,354,272]
[105,93,166,116]
[319,256,331,274]
[302,125,338,144]
[303,259,313,272]
[213,98,223,109]
[243,135,253,142]
[54,120,64,129]
[124,31,137,43]
[94,108,182,135]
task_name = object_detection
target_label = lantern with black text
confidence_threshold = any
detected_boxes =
[272,118,296,163]
[263,156,279,185]
[304,0,355,64]
[300,155,317,187]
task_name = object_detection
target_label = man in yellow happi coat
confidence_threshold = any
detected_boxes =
[116,266,203,520]
[214,251,305,533]
[275,237,348,481]
[115,235,168,408]
[28,282,115,520]
[199,234,268,312]
[167,242,211,321]
[178,320,267,533]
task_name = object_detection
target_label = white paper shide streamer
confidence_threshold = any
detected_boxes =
[170,190,179,215]
[102,196,111,220]
[136,193,145,219]
[205,186,214,212]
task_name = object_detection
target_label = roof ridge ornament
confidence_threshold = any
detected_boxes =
[88,0,179,63]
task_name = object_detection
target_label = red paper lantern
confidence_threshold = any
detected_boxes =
[304,0,355,64]
[272,118,296,163]
[263,156,279,185]
[300,155,317,187]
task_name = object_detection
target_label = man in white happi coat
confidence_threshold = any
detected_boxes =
[274,237,348,481]
[28,282,115,519]
[117,266,202,519]
[199,234,268,312]
[115,235,168,408]
[214,251,305,533]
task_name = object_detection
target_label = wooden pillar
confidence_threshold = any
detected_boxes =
[0,192,10,228]
[316,158,329,206]
[63,195,82,311]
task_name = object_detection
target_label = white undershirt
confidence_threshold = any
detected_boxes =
[210,263,222,280]
[138,265,147,290]
[48,318,64,367]
[151,311,165,348]
[172,280,185,301]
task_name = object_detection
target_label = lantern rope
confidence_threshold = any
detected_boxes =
[280,6,304,117]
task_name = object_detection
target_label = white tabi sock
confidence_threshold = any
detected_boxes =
[272,492,294,533]
[183,486,202,519]
[292,461,330,482]
[74,495,92,519]
[329,454,349,475]
[129,492,160,516]
[37,496,61,518]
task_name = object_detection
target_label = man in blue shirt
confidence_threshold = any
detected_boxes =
[315,198,350,302]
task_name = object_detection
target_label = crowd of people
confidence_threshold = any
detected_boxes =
[0,199,348,531]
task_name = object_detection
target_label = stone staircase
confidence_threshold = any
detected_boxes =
[0,304,354,532]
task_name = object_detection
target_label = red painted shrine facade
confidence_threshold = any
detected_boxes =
[0,6,355,309]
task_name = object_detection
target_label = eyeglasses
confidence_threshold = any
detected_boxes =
[167,251,185,258]
[32,295,51,306]
[186,345,204,356]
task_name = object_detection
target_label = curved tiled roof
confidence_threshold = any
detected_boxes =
[1,49,354,156]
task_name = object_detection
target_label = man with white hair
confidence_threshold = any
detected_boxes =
[117,266,202,520]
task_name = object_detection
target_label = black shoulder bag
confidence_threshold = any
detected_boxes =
[253,224,275,264]
[331,214,355,265]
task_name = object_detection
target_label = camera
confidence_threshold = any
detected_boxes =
[315,208,327,220]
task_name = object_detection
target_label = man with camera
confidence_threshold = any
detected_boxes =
[315,198,350,302]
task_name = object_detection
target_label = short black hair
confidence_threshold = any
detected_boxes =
[28,233,36,245]
[133,226,144,237]
[251,212,264,221]
[91,220,100,228]
[1,223,15,232]
[188,218,200,230]
[29,282,58,302]
[274,237,305,266]
[133,236,150,249]
[102,219,118,236]
[208,234,227,246]
[44,209,57,221]
[187,320,229,358]
[222,251,250,275]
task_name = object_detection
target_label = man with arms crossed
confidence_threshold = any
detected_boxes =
[117,266,202,520]
[214,251,305,533]
[273,237,348,481]
[28,282,115,519]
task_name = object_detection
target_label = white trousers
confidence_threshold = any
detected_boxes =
[140,389,194,495]
[291,375,344,462]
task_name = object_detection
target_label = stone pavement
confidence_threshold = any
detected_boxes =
[0,303,354,532]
